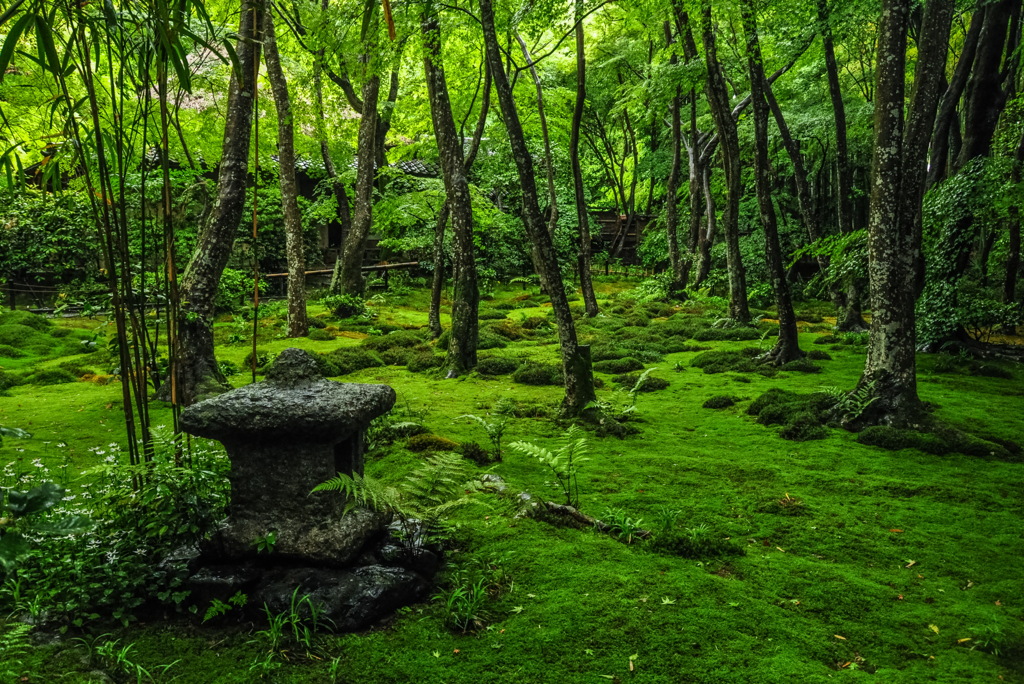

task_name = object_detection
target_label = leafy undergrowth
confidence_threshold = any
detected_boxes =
[1,280,1022,683]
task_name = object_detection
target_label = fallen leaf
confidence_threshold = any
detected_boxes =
[776,547,785,552]
[841,662,851,669]
[958,638,971,643]
[995,600,1002,606]
[890,528,903,533]
[834,635,846,640]
[897,595,903,600]
[929,624,939,634]
[905,560,916,568]
[453,649,460,654]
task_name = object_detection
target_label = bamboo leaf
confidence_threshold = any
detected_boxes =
[0,12,34,82]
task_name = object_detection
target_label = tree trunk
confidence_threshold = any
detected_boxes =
[571,14,599,317]
[818,0,868,331]
[742,0,802,364]
[683,96,704,287]
[516,33,558,237]
[480,0,596,416]
[374,68,401,191]
[264,11,308,338]
[664,21,685,291]
[700,1,749,322]
[423,13,479,376]
[1006,128,1024,305]
[332,74,380,295]
[694,164,716,286]
[173,0,263,405]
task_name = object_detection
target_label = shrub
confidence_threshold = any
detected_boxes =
[806,350,832,361]
[308,328,334,341]
[512,361,564,386]
[322,293,367,318]
[326,347,384,375]
[476,356,522,375]
[478,310,508,320]
[613,373,669,392]
[594,357,645,374]
[703,395,736,409]
[407,433,460,452]
[407,352,444,373]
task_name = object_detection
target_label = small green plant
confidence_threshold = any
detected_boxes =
[250,587,336,666]
[818,380,878,423]
[510,425,590,509]
[457,413,510,459]
[203,591,247,623]
[252,531,277,554]
[971,624,1006,655]
[653,505,682,535]
[628,367,657,406]
[601,507,646,544]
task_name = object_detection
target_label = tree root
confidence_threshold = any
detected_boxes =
[540,501,652,541]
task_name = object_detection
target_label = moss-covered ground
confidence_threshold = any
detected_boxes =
[1,279,1022,683]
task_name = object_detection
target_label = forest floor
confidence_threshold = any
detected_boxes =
[0,278,1022,683]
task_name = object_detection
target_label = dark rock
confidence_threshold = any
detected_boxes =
[251,565,429,632]
[188,564,262,609]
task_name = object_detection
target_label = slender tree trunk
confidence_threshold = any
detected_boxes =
[694,164,716,286]
[818,0,868,331]
[332,74,380,295]
[700,1,749,322]
[480,0,596,416]
[374,68,401,191]
[742,0,801,363]
[664,21,685,291]
[173,0,263,404]
[313,49,352,253]
[423,12,479,376]
[264,12,308,338]
[428,203,449,338]
[428,63,491,337]
[1006,129,1024,305]
[571,12,599,316]
[516,33,558,237]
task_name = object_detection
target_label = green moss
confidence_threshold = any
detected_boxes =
[814,334,838,345]
[307,328,334,341]
[806,350,832,361]
[362,330,428,352]
[326,347,385,375]
[0,324,51,352]
[477,329,508,350]
[967,362,1013,379]
[593,357,645,374]
[0,344,25,358]
[476,356,522,375]
[692,326,760,341]
[691,348,775,376]
[380,347,414,366]
[486,320,524,340]
[478,310,508,320]
[308,317,327,329]
[703,395,737,409]
[512,360,564,386]
[24,368,78,385]
[613,373,670,391]
[780,359,821,374]
[650,530,745,559]
[407,351,444,373]
[520,316,550,330]
[406,433,460,452]
[746,389,834,441]
[0,310,52,331]
[624,314,649,328]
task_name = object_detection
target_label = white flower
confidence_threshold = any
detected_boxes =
[134,548,146,556]
[57,443,67,448]
[105,551,118,564]
[104,456,115,463]
[32,460,43,468]
[108,442,118,448]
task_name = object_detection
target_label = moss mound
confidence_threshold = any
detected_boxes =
[624,315,650,328]
[326,347,385,375]
[380,347,414,366]
[0,324,51,353]
[746,389,834,441]
[806,350,832,361]
[692,327,760,342]
[407,351,444,373]
[593,357,645,374]
[613,373,669,392]
[780,359,822,374]
[459,441,493,465]
[691,348,776,376]
[308,328,334,341]
[967,362,1013,379]
[856,425,1013,459]
[651,530,745,559]
[517,300,541,308]
[0,369,20,391]
[512,361,564,386]
[520,316,550,330]
[0,344,25,358]
[362,330,428,352]
[661,339,707,354]
[703,395,736,409]
[407,433,460,452]
[0,310,52,331]
[477,329,508,350]
[24,368,78,386]
[486,320,524,340]
[476,356,522,375]
[308,317,327,329]
[242,349,275,373]
[814,335,838,345]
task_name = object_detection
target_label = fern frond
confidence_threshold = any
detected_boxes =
[509,441,554,461]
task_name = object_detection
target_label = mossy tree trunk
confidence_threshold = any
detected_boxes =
[571,13,599,317]
[331,73,380,295]
[480,0,596,416]
[700,0,749,323]
[263,11,308,338]
[174,0,263,405]
[422,12,479,376]
[742,0,802,365]
[663,21,685,292]
[857,0,953,426]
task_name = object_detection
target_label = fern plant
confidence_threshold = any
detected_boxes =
[509,425,590,509]
[457,414,510,459]
[818,380,878,423]
[628,367,657,406]
[313,453,482,547]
